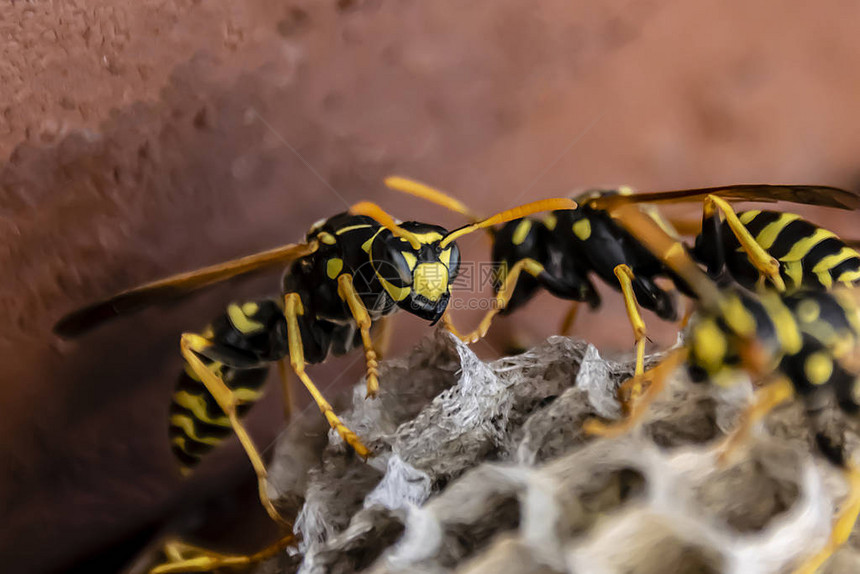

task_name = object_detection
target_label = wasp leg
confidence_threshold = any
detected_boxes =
[283,293,370,458]
[337,274,381,398]
[679,298,695,329]
[385,176,482,221]
[793,465,860,574]
[559,302,580,337]
[451,258,546,343]
[180,334,288,527]
[150,533,296,574]
[276,359,294,421]
[704,195,786,291]
[612,264,650,411]
[717,376,794,464]
[440,312,466,340]
[583,348,688,438]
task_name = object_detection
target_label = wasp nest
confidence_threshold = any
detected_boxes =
[259,331,860,574]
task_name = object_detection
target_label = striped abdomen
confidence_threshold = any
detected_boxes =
[168,298,288,473]
[688,288,860,414]
[734,210,860,291]
[687,289,783,385]
[780,290,860,409]
[168,357,268,473]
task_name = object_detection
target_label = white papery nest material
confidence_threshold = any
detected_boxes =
[258,330,860,574]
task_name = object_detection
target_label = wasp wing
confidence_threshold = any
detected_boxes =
[586,185,860,211]
[54,241,319,338]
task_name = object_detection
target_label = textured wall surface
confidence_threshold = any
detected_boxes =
[3,2,860,572]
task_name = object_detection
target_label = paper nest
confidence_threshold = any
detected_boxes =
[257,330,860,574]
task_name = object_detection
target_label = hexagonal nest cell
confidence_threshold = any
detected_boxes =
[253,331,860,574]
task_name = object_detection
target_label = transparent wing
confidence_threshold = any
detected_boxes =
[54,241,318,338]
[586,185,860,211]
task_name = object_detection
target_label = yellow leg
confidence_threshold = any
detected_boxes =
[276,359,294,421]
[448,258,546,343]
[440,312,466,340]
[793,466,860,574]
[337,274,381,398]
[283,293,370,458]
[384,176,482,221]
[583,348,688,438]
[679,298,695,329]
[151,533,296,574]
[180,334,288,527]
[705,195,785,292]
[163,540,185,563]
[613,264,648,410]
[559,302,580,337]
[717,376,794,464]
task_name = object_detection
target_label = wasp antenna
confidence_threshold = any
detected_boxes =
[350,201,423,249]
[384,176,483,222]
[441,198,577,247]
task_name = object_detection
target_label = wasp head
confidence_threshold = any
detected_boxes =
[370,222,460,323]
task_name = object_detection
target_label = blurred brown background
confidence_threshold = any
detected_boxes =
[2,1,859,572]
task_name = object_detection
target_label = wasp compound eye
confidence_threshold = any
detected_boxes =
[371,238,415,288]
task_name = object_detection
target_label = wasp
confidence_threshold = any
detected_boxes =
[53,197,575,572]
[584,205,860,574]
[385,177,860,393]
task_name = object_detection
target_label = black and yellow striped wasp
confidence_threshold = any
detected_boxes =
[53,196,574,572]
[584,204,860,574]
[385,177,860,396]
